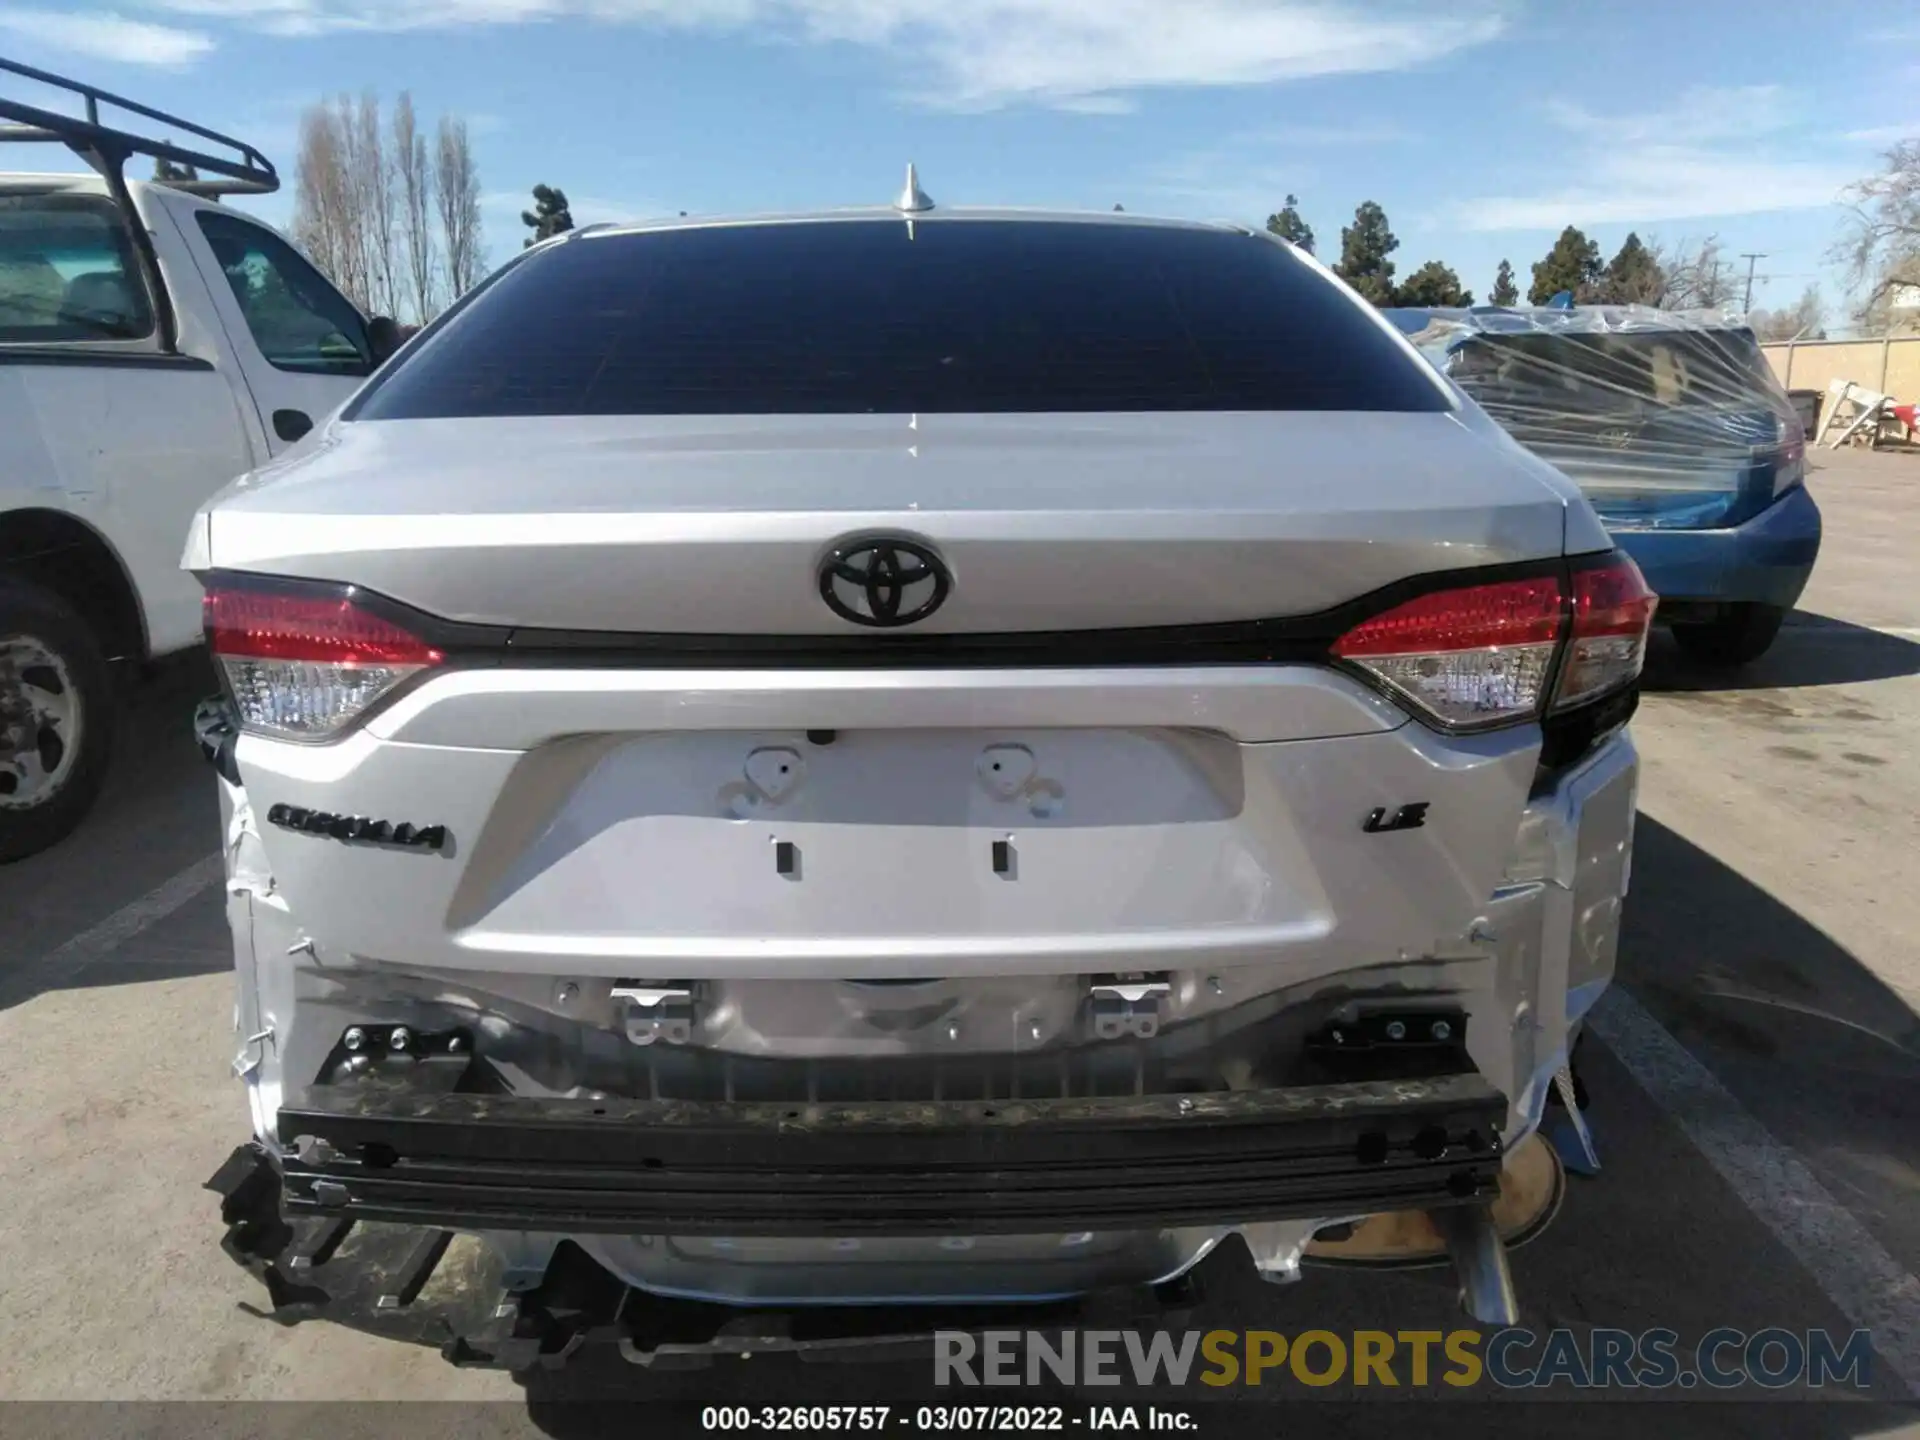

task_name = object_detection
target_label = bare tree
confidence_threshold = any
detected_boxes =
[292,99,368,310]
[294,91,487,320]
[1839,139,1920,330]
[291,92,397,316]
[354,92,398,319]
[1651,234,1735,311]
[1747,285,1827,342]
[435,115,485,299]
[393,92,437,324]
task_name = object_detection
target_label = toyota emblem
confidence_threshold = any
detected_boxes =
[818,537,951,628]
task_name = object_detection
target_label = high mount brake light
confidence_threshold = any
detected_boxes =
[1332,556,1655,732]
[204,583,442,740]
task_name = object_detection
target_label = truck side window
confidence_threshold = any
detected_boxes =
[0,193,155,343]
[194,211,371,376]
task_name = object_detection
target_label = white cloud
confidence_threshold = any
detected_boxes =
[1443,87,1856,231]
[1236,120,1415,147]
[1447,152,1853,231]
[1132,150,1318,225]
[1051,94,1136,116]
[134,0,1506,109]
[1124,120,1411,226]
[786,0,1509,111]
[1542,86,1796,148]
[1844,122,1919,146]
[0,7,214,64]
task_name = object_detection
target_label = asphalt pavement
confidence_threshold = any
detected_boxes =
[1,447,1916,1439]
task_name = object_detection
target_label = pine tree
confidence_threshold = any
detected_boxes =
[1394,260,1473,307]
[1528,226,1603,305]
[1334,201,1398,306]
[1265,194,1315,254]
[1597,232,1666,305]
[1490,259,1518,306]
[521,184,574,247]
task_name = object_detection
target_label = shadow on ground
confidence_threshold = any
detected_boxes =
[1619,815,1920,1069]
[0,650,225,1011]
[1615,815,1920,1284]
[1643,611,1920,694]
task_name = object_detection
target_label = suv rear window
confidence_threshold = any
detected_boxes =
[352,219,1448,418]
[1453,330,1780,409]
[0,192,154,344]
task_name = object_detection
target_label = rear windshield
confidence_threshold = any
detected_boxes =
[350,219,1447,418]
[1450,330,1779,409]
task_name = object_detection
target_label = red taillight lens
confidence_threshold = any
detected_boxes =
[205,589,441,666]
[1554,555,1657,710]
[204,583,442,740]
[1331,577,1564,656]
[1332,575,1565,730]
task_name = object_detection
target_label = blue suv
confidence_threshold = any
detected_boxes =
[1388,305,1820,664]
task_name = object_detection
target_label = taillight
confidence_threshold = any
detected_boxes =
[1770,426,1807,500]
[1553,554,1657,710]
[1332,556,1656,732]
[1332,575,1564,730]
[204,581,442,740]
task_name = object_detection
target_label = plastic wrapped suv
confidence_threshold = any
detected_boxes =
[1388,305,1816,665]
[193,190,1654,1365]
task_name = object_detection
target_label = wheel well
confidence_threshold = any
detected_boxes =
[0,509,148,663]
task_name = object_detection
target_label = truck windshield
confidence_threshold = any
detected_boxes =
[349,219,1449,418]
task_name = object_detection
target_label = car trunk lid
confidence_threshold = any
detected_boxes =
[204,409,1572,633]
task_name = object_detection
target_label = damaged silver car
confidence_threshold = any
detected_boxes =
[193,179,1653,1367]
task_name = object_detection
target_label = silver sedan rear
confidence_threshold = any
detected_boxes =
[193,202,1653,1339]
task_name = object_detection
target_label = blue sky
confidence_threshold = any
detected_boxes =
[3,0,1916,325]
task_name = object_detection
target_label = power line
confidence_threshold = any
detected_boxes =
[1739,252,1767,311]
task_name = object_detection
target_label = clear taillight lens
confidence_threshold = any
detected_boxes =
[1771,427,1807,499]
[1553,555,1657,710]
[1332,575,1565,730]
[204,583,442,740]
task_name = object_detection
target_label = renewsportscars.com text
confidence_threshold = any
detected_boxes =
[934,1327,1874,1391]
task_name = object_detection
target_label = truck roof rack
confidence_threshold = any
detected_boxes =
[0,55,278,197]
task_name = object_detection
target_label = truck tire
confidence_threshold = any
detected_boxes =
[1668,602,1786,667]
[0,579,116,863]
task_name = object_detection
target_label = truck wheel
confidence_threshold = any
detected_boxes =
[1668,602,1786,667]
[0,580,116,863]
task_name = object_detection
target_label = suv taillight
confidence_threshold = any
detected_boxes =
[1332,555,1655,732]
[204,581,442,740]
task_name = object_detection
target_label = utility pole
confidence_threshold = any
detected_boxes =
[1739,252,1767,312]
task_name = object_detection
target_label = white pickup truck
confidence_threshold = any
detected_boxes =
[1,59,397,860]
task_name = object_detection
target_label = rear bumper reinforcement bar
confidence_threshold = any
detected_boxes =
[268,1072,1507,1237]
[209,1142,1216,1370]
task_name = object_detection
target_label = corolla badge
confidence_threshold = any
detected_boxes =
[818,537,952,628]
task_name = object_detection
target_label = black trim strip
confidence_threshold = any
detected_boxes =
[0,346,214,371]
[204,554,1575,671]
[202,551,1644,744]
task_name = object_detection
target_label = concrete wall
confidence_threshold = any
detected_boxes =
[1763,336,1920,404]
